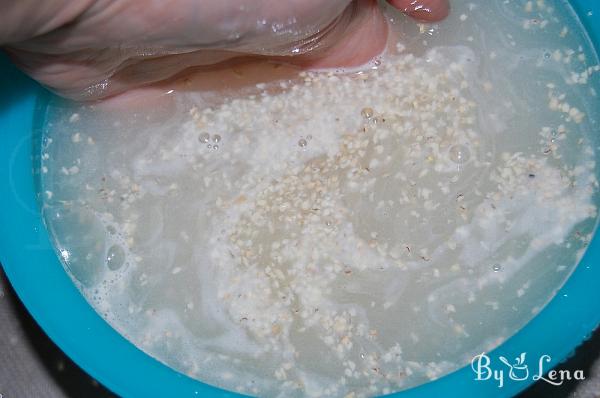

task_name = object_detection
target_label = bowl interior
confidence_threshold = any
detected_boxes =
[1,2,600,397]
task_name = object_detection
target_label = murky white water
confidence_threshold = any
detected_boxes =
[38,1,600,397]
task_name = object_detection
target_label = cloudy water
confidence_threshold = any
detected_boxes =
[38,1,600,397]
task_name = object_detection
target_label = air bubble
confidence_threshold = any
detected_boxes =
[199,133,210,143]
[106,244,125,271]
[449,145,470,164]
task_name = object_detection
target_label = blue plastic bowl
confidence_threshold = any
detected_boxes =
[1,2,599,397]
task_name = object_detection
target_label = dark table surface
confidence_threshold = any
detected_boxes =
[0,268,598,398]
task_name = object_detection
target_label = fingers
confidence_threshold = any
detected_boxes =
[10,47,242,100]
[9,0,450,101]
[387,0,450,22]
[96,57,302,109]
[13,0,354,57]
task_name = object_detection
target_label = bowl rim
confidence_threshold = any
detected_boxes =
[1,2,599,397]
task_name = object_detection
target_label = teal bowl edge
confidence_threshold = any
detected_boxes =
[0,2,599,397]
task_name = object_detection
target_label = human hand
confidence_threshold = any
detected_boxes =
[1,0,449,100]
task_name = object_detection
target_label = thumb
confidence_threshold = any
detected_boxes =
[288,0,388,69]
